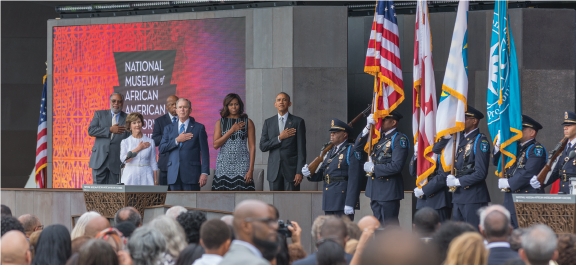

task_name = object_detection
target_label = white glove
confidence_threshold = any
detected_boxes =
[498,178,510,189]
[414,141,419,154]
[530,175,541,189]
[364,158,374,173]
[344,205,354,215]
[302,164,311,177]
[367,114,375,126]
[494,130,501,153]
[447,174,457,187]
[442,134,452,140]
[414,187,424,198]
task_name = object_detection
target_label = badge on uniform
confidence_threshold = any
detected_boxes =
[535,146,543,157]
[355,151,362,160]
[400,137,407,148]
[481,140,489,153]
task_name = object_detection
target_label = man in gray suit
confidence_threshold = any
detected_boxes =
[260,92,306,191]
[219,200,277,265]
[88,92,130,184]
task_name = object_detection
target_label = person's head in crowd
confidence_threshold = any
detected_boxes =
[413,207,440,240]
[31,224,71,265]
[148,215,187,259]
[268,204,280,220]
[174,244,204,265]
[357,215,380,232]
[71,236,91,254]
[77,239,119,265]
[65,254,79,265]
[96,228,127,252]
[71,211,101,240]
[18,214,42,238]
[220,215,234,225]
[199,219,231,256]
[128,226,167,265]
[275,92,292,115]
[519,224,558,265]
[2,204,13,216]
[165,206,187,220]
[360,228,427,265]
[316,239,346,265]
[29,231,42,260]
[114,221,136,238]
[345,239,359,255]
[177,210,206,244]
[114,207,142,227]
[2,215,24,236]
[1,230,32,265]
[510,228,526,252]
[319,217,349,248]
[166,95,179,117]
[444,232,488,265]
[311,215,331,244]
[84,216,110,238]
[221,93,248,119]
[479,205,512,243]
[288,243,307,264]
[233,200,279,257]
[343,216,361,240]
[431,221,476,263]
[556,234,576,265]
[109,93,124,114]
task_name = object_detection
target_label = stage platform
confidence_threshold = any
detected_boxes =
[1,189,413,253]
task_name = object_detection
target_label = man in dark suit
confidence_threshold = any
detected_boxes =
[433,106,491,228]
[159,98,210,191]
[292,217,353,265]
[152,95,179,186]
[302,119,363,220]
[88,92,130,184]
[479,205,519,265]
[260,92,306,191]
[356,110,409,226]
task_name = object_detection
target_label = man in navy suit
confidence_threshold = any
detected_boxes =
[479,205,519,265]
[152,95,179,186]
[159,98,210,191]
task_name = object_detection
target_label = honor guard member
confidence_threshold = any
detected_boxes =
[410,144,452,222]
[531,111,576,194]
[302,119,363,220]
[356,110,409,226]
[433,106,490,228]
[493,115,546,228]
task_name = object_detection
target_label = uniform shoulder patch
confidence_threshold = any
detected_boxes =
[480,140,489,153]
[354,151,362,160]
[534,146,544,157]
[400,137,408,148]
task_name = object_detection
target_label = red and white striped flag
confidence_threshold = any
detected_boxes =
[364,1,405,152]
[35,76,48,188]
[413,1,438,188]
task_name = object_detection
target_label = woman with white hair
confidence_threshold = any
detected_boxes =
[148,215,187,262]
[128,226,169,265]
[70,211,101,240]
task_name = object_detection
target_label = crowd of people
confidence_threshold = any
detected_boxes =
[2,200,576,265]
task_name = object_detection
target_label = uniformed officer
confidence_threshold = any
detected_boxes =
[302,119,363,220]
[433,106,490,228]
[356,110,409,226]
[410,145,452,222]
[531,111,576,194]
[493,115,546,228]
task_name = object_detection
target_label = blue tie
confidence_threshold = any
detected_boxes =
[179,124,185,147]
[172,117,177,123]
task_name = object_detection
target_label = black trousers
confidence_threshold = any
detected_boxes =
[452,203,487,229]
[93,167,119,184]
[159,170,168,185]
[325,210,355,221]
[437,207,452,223]
[370,200,400,227]
[269,169,300,191]
[169,172,200,191]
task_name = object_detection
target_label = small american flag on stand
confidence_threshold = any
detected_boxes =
[364,0,405,152]
[35,76,48,188]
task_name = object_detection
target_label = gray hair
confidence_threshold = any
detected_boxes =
[478,204,510,230]
[521,224,557,265]
[71,211,101,240]
[110,92,124,100]
[148,216,187,258]
[165,206,187,219]
[128,226,167,265]
[176,98,191,108]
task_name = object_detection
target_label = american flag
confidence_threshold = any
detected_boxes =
[35,76,48,188]
[364,1,405,152]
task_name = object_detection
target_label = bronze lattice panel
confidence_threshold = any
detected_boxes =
[515,203,576,234]
[84,192,166,218]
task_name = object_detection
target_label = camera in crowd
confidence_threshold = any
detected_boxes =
[278,220,293,237]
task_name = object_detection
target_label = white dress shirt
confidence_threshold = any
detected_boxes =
[464,128,478,138]
[192,254,223,265]
[168,112,177,123]
[277,112,289,143]
[231,240,263,258]
[486,242,511,249]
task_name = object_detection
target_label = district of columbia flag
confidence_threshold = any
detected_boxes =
[413,1,438,188]
[486,1,522,177]
[35,75,48,188]
[364,1,404,153]
[436,1,469,172]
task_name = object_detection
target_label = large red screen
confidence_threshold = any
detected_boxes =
[52,18,246,188]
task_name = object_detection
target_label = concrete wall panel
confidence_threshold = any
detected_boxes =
[273,7,293,68]
[165,192,197,208]
[197,193,235,212]
[1,190,16,212]
[235,193,273,206]
[274,192,313,253]
[253,8,273,68]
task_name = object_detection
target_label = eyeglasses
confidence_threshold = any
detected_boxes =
[111,99,123,103]
[244,217,279,227]
[36,225,44,230]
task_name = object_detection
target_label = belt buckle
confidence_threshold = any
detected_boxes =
[326,175,330,184]
[562,174,568,182]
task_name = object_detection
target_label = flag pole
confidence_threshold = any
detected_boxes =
[366,77,378,177]
[449,133,457,192]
